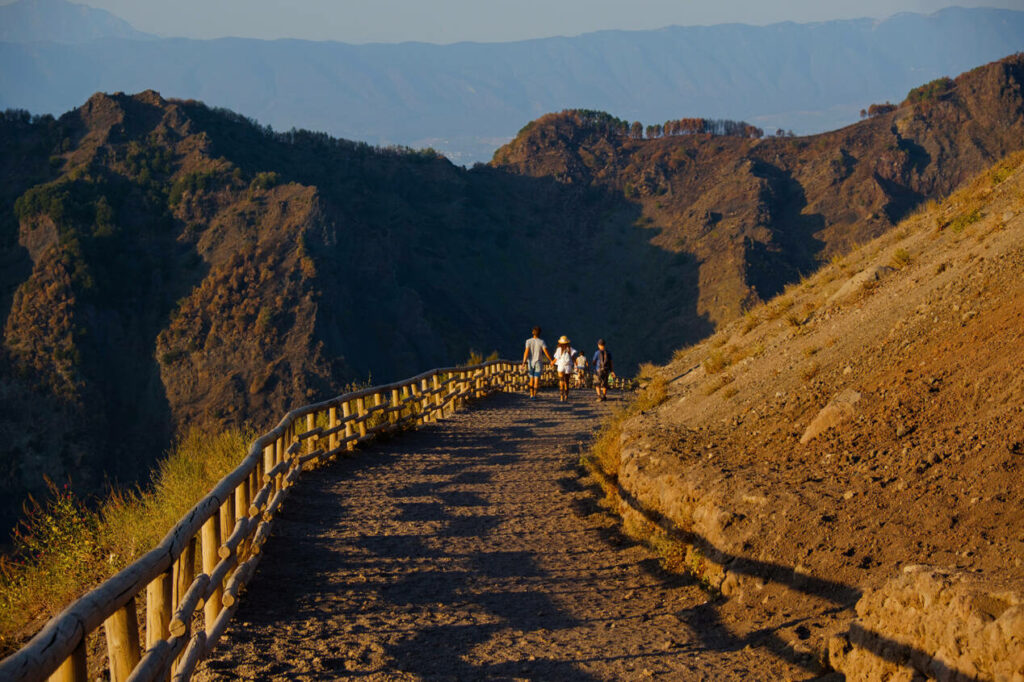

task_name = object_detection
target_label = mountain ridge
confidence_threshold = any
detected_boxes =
[1,5,1023,163]
[0,0,153,43]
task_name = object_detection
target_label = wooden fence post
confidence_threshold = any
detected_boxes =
[373,393,383,430]
[172,534,196,669]
[356,397,368,439]
[275,435,285,491]
[104,597,141,682]
[432,374,442,418]
[342,400,354,448]
[172,537,196,611]
[306,413,316,455]
[328,405,338,453]
[202,516,221,632]
[407,382,419,425]
[48,636,87,682]
[234,479,248,526]
[390,388,401,425]
[419,379,430,423]
[146,571,172,650]
[249,464,260,512]
[219,499,233,549]
[234,478,249,557]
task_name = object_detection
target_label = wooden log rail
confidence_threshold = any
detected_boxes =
[0,359,632,682]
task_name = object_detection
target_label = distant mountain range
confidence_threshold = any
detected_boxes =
[0,1,1023,163]
[0,0,152,43]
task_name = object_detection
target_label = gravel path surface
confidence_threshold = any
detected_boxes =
[196,390,816,681]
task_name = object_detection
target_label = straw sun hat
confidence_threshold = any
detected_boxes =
[558,335,570,344]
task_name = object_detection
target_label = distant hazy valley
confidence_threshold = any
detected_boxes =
[1,0,1023,163]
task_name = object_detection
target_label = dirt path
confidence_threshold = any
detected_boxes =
[197,391,820,681]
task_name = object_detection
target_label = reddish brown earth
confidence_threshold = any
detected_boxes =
[605,152,1024,677]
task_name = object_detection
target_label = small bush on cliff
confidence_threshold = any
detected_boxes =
[906,77,953,105]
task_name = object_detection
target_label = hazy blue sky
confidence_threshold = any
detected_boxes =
[27,0,1024,43]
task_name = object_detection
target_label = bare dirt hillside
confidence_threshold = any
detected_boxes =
[599,152,1024,677]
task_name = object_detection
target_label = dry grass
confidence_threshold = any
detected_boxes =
[741,310,760,334]
[890,247,912,269]
[586,376,668,480]
[702,374,734,396]
[765,296,794,320]
[0,426,252,655]
[702,350,730,374]
[636,362,661,381]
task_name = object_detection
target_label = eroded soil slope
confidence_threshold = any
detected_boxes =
[606,151,1024,667]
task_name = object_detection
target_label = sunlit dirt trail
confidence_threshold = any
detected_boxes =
[196,391,819,681]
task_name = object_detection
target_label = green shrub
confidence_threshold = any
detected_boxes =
[906,77,953,104]
[169,170,221,206]
[949,208,982,233]
[249,171,280,192]
[891,248,912,269]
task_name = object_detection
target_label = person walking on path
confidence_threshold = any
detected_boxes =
[552,336,576,402]
[592,339,614,402]
[521,326,552,399]
[574,349,589,389]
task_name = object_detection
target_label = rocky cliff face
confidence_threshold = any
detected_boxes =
[493,55,1024,326]
[1,54,1023,536]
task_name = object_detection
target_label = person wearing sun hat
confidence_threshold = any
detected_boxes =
[551,335,576,402]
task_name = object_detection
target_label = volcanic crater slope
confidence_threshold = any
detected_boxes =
[598,150,1024,679]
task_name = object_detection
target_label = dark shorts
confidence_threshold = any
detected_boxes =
[596,369,609,389]
[526,360,543,378]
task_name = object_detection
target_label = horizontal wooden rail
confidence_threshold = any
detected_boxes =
[0,358,631,682]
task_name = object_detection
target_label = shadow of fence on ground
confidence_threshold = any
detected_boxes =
[606,475,986,681]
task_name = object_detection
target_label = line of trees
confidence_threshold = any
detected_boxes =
[860,102,897,118]
[633,117,764,140]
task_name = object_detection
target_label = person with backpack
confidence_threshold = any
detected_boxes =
[592,339,613,402]
[551,336,576,402]
[521,326,552,399]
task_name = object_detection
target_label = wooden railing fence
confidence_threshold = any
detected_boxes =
[0,359,631,682]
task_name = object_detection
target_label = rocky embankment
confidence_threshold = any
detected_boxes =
[601,153,1024,679]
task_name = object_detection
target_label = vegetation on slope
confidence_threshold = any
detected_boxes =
[0,426,251,655]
